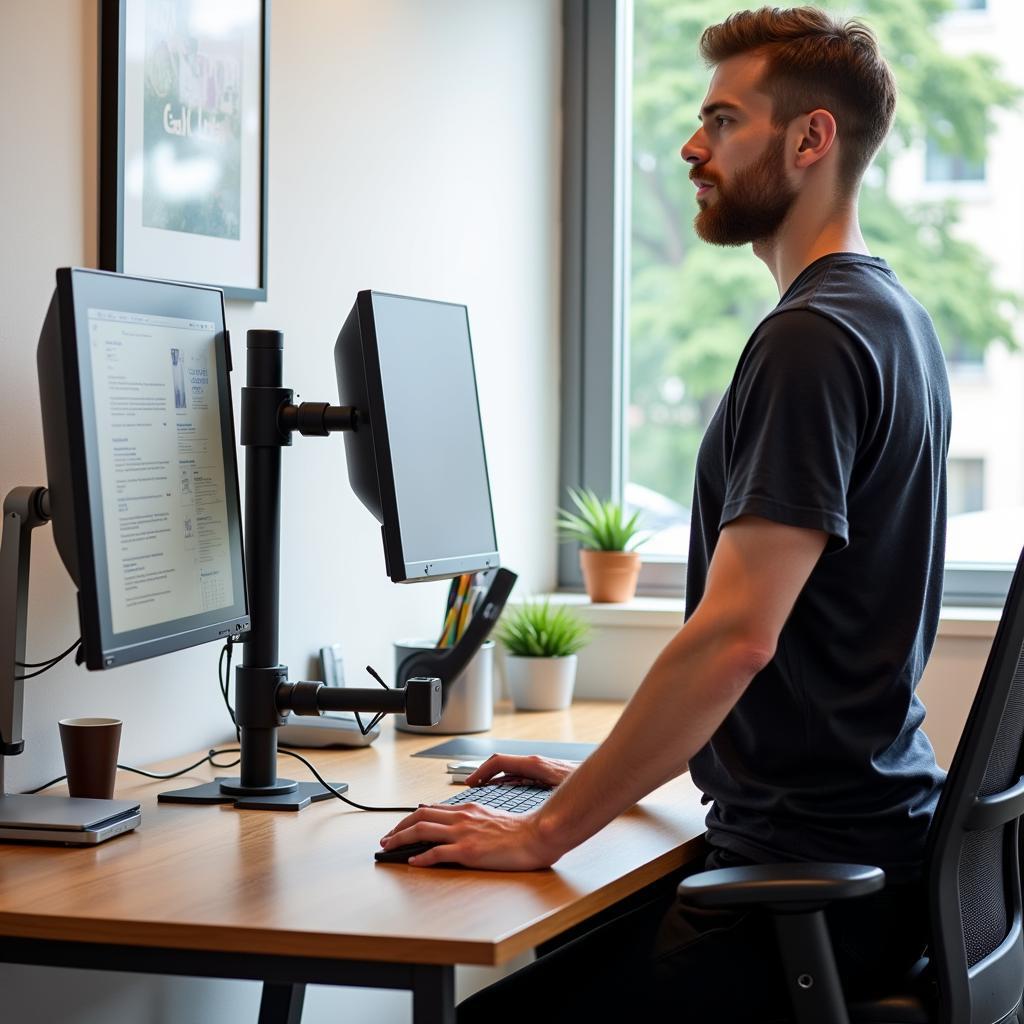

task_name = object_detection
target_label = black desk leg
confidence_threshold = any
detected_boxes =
[258,982,306,1024]
[412,965,456,1024]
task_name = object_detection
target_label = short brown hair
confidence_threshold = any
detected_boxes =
[700,6,896,191]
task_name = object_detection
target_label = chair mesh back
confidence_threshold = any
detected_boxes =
[956,645,1024,966]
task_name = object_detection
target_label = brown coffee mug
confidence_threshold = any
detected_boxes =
[58,717,122,800]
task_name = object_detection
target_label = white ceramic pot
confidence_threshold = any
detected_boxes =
[504,654,578,711]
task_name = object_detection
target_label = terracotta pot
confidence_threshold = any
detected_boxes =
[505,654,578,711]
[579,549,641,603]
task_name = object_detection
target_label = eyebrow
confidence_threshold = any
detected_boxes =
[699,101,742,121]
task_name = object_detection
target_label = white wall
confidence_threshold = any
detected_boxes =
[0,1,561,1020]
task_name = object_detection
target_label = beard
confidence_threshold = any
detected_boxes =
[693,130,798,247]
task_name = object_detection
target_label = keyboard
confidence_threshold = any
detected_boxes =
[439,782,553,814]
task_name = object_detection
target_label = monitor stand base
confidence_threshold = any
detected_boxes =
[157,777,346,811]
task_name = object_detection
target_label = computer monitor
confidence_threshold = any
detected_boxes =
[4,272,499,819]
[36,268,250,669]
[335,290,500,583]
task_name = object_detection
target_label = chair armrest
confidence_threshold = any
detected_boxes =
[677,862,885,911]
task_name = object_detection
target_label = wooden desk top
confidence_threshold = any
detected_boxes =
[0,702,707,966]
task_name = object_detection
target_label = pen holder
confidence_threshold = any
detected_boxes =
[393,640,494,734]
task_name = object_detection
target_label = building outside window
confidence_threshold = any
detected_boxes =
[924,136,985,182]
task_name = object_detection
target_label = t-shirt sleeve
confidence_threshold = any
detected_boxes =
[721,309,869,552]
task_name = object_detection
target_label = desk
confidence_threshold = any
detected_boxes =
[0,701,708,1023]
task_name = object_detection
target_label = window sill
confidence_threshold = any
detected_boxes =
[535,593,1000,639]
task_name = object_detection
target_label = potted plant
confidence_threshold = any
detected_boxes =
[496,600,590,711]
[557,487,645,602]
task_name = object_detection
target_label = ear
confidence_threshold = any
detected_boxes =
[792,108,837,170]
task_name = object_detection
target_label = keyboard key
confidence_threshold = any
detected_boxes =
[440,782,552,814]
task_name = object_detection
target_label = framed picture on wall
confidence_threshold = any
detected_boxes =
[99,0,270,301]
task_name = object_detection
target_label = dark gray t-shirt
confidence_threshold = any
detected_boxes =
[686,253,950,882]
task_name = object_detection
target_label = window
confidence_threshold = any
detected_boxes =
[563,0,1024,604]
[948,458,985,517]
[924,137,985,183]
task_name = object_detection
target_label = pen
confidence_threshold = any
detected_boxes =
[445,574,472,647]
[456,585,486,642]
[436,574,468,647]
[436,604,458,648]
[455,589,474,641]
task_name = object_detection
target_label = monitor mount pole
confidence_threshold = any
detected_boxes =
[0,486,51,798]
[159,329,442,811]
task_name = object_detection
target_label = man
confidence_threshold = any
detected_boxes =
[380,7,950,1017]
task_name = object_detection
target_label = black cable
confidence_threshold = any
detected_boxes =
[119,749,241,780]
[218,636,239,741]
[211,650,406,810]
[21,748,243,795]
[23,745,413,814]
[226,638,237,740]
[355,664,389,735]
[16,637,82,669]
[14,638,83,679]
[275,747,416,813]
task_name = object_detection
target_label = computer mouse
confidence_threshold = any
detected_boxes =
[374,841,439,864]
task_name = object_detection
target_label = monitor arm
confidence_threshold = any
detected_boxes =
[160,328,443,810]
[0,486,51,794]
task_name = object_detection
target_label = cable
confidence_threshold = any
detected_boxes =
[355,664,389,735]
[24,743,413,813]
[218,636,239,741]
[23,746,414,812]
[16,637,82,669]
[275,747,416,813]
[21,748,243,795]
[206,649,408,811]
[14,638,83,679]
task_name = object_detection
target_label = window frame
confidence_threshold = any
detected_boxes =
[559,0,1014,607]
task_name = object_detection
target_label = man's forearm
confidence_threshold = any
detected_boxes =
[533,610,770,860]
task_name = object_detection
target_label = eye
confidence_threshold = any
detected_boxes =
[715,115,731,128]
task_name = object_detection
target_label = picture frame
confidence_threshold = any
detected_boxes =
[99,0,270,301]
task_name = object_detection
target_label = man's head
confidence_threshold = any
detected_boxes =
[682,6,897,247]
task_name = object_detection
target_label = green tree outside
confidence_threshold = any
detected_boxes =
[629,0,1021,513]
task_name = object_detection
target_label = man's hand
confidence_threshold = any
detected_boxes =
[378,802,564,869]
[465,754,577,788]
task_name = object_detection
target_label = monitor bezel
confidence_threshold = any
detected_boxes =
[51,267,250,669]
[356,290,500,584]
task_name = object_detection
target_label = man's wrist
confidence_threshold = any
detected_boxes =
[528,802,573,865]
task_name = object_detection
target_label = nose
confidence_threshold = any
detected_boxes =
[681,128,707,167]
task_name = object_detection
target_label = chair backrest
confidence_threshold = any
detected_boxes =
[926,547,1024,1024]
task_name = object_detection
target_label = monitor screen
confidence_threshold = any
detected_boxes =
[37,268,249,669]
[335,291,499,583]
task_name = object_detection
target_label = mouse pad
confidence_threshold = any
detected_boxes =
[411,737,598,761]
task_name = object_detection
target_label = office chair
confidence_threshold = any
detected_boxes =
[677,546,1024,1024]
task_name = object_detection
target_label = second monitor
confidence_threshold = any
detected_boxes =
[336,290,500,584]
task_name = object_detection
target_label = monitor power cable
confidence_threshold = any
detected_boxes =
[14,637,82,680]
[20,646,419,813]
[214,643,409,808]
[22,747,417,812]
[274,746,417,813]
[219,635,240,741]
[21,748,243,796]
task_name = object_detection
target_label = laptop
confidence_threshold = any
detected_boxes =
[0,794,141,845]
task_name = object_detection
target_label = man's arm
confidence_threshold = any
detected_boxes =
[378,515,828,869]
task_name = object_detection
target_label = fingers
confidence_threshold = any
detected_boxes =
[466,754,542,786]
[468,755,576,788]
[380,820,454,849]
[408,843,460,867]
[382,805,463,840]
